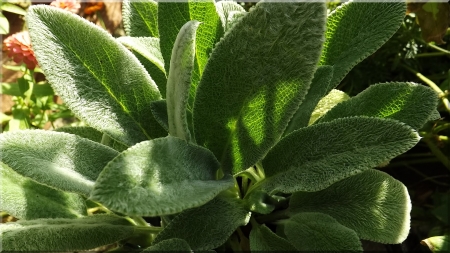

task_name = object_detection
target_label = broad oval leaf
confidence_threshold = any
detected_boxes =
[150,99,169,132]
[123,0,159,37]
[284,212,363,252]
[249,224,297,251]
[117,36,167,96]
[215,0,246,32]
[153,195,251,250]
[0,214,134,251]
[320,1,406,90]
[284,65,334,134]
[316,82,440,130]
[0,130,119,197]
[289,169,412,244]
[261,117,420,194]
[309,89,350,125]
[166,20,200,142]
[90,136,234,216]
[27,6,164,146]
[194,2,326,174]
[1,162,87,220]
[142,238,191,252]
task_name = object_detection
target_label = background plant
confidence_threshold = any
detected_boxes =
[0,0,445,252]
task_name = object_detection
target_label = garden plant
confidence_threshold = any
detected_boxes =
[0,0,442,251]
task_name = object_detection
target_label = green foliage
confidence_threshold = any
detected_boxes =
[0,1,441,251]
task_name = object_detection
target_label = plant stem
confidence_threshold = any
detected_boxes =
[433,123,450,134]
[415,52,449,58]
[400,64,450,113]
[254,209,289,224]
[422,138,450,171]
[131,216,149,227]
[134,226,163,234]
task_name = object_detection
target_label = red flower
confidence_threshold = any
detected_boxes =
[3,31,38,70]
[50,0,81,13]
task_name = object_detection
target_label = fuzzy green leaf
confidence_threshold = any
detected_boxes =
[421,235,450,253]
[250,224,297,251]
[166,20,200,142]
[90,136,234,216]
[142,238,191,252]
[150,99,169,132]
[117,36,167,96]
[123,0,159,37]
[316,82,439,130]
[215,1,246,32]
[309,89,350,125]
[284,66,334,134]
[320,1,406,90]
[0,130,119,197]
[289,169,412,244]
[1,162,87,220]
[27,6,164,146]
[54,126,128,152]
[284,212,363,252]
[194,2,326,175]
[153,195,251,250]
[0,215,134,251]
[261,117,420,194]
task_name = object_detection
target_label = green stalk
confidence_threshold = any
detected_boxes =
[422,138,450,171]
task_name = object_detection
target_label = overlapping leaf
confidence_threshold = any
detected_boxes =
[153,195,251,250]
[283,212,363,252]
[0,215,134,251]
[320,1,406,90]
[316,82,439,130]
[249,224,297,251]
[123,0,159,37]
[194,2,326,174]
[90,136,234,216]
[289,169,412,244]
[260,117,420,194]
[1,163,87,220]
[142,238,191,252]
[27,6,165,146]
[309,89,350,125]
[0,130,119,196]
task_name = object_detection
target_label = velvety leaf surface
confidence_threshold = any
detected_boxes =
[150,99,169,132]
[320,1,406,89]
[142,238,191,252]
[0,130,119,196]
[158,1,223,109]
[194,2,326,174]
[284,212,363,252]
[215,0,246,32]
[123,0,159,37]
[0,214,134,251]
[309,89,350,125]
[1,162,87,220]
[261,117,420,194]
[250,224,297,251]
[90,136,234,216]
[27,6,164,146]
[316,83,439,130]
[117,36,166,96]
[153,195,251,250]
[289,169,412,244]
[166,20,200,142]
[284,66,334,135]
[421,235,450,253]
[54,126,128,152]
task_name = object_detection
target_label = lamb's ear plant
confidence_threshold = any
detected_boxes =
[0,0,440,251]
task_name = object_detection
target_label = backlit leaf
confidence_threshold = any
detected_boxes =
[123,0,159,37]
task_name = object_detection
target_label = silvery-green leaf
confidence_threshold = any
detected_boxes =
[90,136,234,216]
[261,117,420,194]
[150,99,169,132]
[0,130,119,197]
[309,89,350,125]
[1,162,87,220]
[284,65,334,135]
[284,212,363,252]
[215,1,246,32]
[0,214,134,251]
[166,20,200,142]
[142,238,191,252]
[316,82,440,130]
[249,224,297,251]
[27,6,165,146]
[194,2,326,174]
[123,0,159,37]
[289,169,412,244]
[320,1,406,90]
[153,195,251,250]
[117,36,166,96]
[421,235,449,253]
